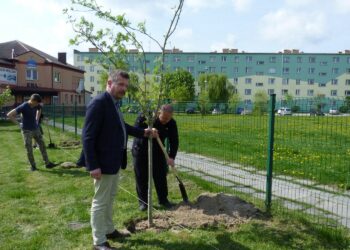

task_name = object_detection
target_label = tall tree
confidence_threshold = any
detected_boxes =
[253,90,268,115]
[0,86,13,109]
[64,0,185,226]
[198,74,232,103]
[163,70,195,102]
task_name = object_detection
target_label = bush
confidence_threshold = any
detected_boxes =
[339,106,349,113]
[291,105,300,113]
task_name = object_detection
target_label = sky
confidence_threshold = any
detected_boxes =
[1,0,350,65]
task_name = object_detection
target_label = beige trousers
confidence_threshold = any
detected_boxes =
[91,173,119,245]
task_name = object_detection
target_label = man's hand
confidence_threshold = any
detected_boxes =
[167,158,175,167]
[144,128,158,138]
[90,168,102,180]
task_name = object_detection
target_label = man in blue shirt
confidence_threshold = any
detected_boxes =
[7,94,56,171]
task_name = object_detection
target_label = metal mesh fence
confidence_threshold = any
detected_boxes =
[21,96,350,229]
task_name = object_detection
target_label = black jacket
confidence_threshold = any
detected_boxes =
[82,92,144,174]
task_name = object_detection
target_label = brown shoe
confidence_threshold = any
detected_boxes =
[93,241,116,250]
[106,229,131,240]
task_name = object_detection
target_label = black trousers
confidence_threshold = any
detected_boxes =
[132,150,168,205]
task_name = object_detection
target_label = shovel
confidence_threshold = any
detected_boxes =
[156,136,189,203]
[45,120,56,148]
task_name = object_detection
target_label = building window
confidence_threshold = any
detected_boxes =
[309,57,316,63]
[245,67,252,74]
[90,76,94,82]
[208,67,215,73]
[187,66,194,73]
[295,89,300,96]
[307,90,314,96]
[297,57,302,63]
[244,99,252,105]
[246,56,253,63]
[221,67,227,73]
[268,68,276,74]
[90,65,94,72]
[308,68,315,74]
[346,79,350,85]
[345,90,350,96]
[233,67,239,73]
[26,68,38,80]
[174,57,181,62]
[332,68,339,74]
[346,68,350,74]
[333,57,340,63]
[53,72,61,82]
[198,60,206,64]
[296,67,302,73]
[283,67,289,74]
[319,83,326,87]
[331,90,337,96]
[332,79,338,85]
[187,56,194,62]
[209,56,216,62]
[245,78,252,84]
[245,89,252,95]
[234,56,239,63]
[257,61,264,65]
[308,79,314,85]
[77,55,82,62]
[283,56,290,63]
[282,89,288,95]
[256,72,264,75]
[268,78,275,84]
[296,79,301,85]
[319,72,327,76]
[269,56,276,63]
[233,78,238,84]
[347,57,350,64]
[268,89,274,95]
[90,86,94,92]
[320,61,327,66]
[221,56,227,62]
[282,78,289,85]
[256,82,263,87]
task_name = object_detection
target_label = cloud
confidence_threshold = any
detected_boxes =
[210,34,237,52]
[14,0,67,14]
[231,0,253,12]
[259,9,327,48]
[334,0,350,13]
[174,28,193,39]
[284,0,318,8]
[185,0,225,12]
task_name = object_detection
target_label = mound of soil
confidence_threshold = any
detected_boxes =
[58,140,80,148]
[127,193,262,232]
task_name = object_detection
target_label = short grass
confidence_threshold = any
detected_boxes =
[0,120,349,249]
[62,113,350,187]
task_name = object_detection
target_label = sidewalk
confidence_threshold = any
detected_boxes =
[51,121,350,228]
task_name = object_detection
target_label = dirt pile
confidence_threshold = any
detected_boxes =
[127,193,261,232]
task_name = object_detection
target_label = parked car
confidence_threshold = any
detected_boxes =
[212,108,222,115]
[310,109,325,116]
[277,107,292,116]
[329,108,339,115]
[185,107,195,114]
[240,109,252,115]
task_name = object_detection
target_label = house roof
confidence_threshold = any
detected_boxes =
[0,40,83,72]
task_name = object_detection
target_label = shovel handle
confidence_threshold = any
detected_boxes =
[155,136,178,175]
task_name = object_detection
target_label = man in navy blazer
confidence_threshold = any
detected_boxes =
[83,70,152,250]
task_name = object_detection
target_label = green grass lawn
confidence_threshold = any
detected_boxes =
[62,113,350,187]
[0,120,349,249]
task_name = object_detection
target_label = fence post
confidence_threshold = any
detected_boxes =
[74,101,77,137]
[62,103,65,132]
[53,102,56,128]
[266,94,276,212]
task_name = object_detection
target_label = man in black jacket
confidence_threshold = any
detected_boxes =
[132,104,179,211]
[83,70,153,250]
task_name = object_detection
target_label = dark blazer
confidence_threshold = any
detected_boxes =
[83,92,144,174]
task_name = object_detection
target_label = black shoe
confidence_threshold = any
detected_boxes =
[30,165,37,171]
[159,200,175,209]
[139,204,147,211]
[93,241,116,250]
[45,162,58,169]
[106,229,130,240]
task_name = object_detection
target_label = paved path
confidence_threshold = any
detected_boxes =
[51,121,350,228]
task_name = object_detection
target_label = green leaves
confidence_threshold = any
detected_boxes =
[0,86,14,108]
